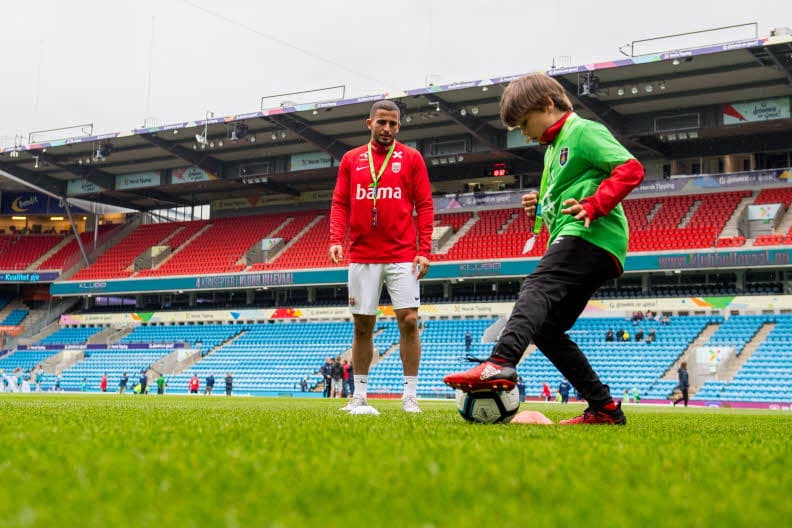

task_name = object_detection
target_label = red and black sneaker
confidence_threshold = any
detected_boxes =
[558,401,627,425]
[443,358,517,392]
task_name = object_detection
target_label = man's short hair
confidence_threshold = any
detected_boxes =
[499,73,573,127]
[370,100,400,119]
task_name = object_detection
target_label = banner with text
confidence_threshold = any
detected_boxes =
[723,97,790,125]
[116,171,161,191]
[67,179,106,196]
[171,166,217,184]
[289,151,334,172]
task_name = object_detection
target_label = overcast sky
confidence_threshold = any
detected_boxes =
[1,0,789,146]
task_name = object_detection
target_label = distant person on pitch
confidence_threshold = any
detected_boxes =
[444,73,644,425]
[673,362,690,407]
[329,100,434,414]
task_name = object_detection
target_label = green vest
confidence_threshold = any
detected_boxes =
[539,113,634,267]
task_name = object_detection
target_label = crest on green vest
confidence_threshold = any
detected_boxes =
[559,147,569,166]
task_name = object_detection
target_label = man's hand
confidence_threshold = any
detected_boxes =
[522,191,538,218]
[561,198,591,228]
[329,245,343,264]
[413,255,430,279]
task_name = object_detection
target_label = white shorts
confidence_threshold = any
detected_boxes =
[348,262,420,315]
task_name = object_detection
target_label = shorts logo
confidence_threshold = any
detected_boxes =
[559,147,569,166]
[348,297,356,306]
[391,161,402,173]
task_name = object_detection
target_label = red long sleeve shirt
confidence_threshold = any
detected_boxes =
[330,141,434,263]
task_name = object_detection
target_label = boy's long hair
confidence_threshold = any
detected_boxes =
[499,73,573,127]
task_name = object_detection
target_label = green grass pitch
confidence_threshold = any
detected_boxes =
[0,394,789,527]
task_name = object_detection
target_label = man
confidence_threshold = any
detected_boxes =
[224,372,233,396]
[119,372,129,394]
[138,370,148,395]
[100,373,108,393]
[559,377,571,404]
[320,357,333,398]
[464,331,472,352]
[444,73,644,425]
[331,357,343,399]
[205,373,215,396]
[673,361,689,407]
[329,100,434,414]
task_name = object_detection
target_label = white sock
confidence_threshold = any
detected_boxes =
[353,375,368,399]
[403,376,418,398]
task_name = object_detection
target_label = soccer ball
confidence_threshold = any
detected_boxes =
[455,387,521,424]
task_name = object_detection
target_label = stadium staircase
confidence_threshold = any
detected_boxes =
[773,207,792,239]
[719,191,756,238]
[87,327,127,345]
[0,299,27,323]
[27,235,74,270]
[56,221,138,278]
[719,322,775,381]
[252,214,324,268]
[661,322,719,388]
[41,349,84,375]
[16,321,61,345]
[435,212,478,254]
[136,222,213,274]
[677,199,702,228]
[694,317,791,402]
[148,333,236,376]
[71,222,183,280]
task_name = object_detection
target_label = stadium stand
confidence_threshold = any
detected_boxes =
[39,327,105,345]
[120,324,245,356]
[53,349,173,392]
[368,318,495,397]
[694,315,792,403]
[704,314,766,356]
[0,234,63,270]
[71,223,183,280]
[48,188,788,279]
[0,350,57,374]
[1,309,29,326]
[164,322,358,393]
[367,316,719,399]
[37,224,119,270]
[260,213,349,270]
[754,188,792,209]
[137,215,287,276]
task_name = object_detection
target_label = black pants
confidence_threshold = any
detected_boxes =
[492,236,621,405]
[674,388,689,407]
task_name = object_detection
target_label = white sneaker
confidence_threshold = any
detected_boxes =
[340,395,367,412]
[402,396,421,413]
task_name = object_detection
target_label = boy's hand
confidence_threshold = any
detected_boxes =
[521,191,538,218]
[561,198,591,228]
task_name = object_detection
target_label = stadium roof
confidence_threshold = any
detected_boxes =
[1,30,791,212]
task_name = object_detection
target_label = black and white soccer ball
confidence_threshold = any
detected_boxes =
[455,387,521,424]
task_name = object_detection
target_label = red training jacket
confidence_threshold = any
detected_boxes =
[330,141,434,263]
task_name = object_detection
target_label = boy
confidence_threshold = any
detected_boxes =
[444,73,644,425]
